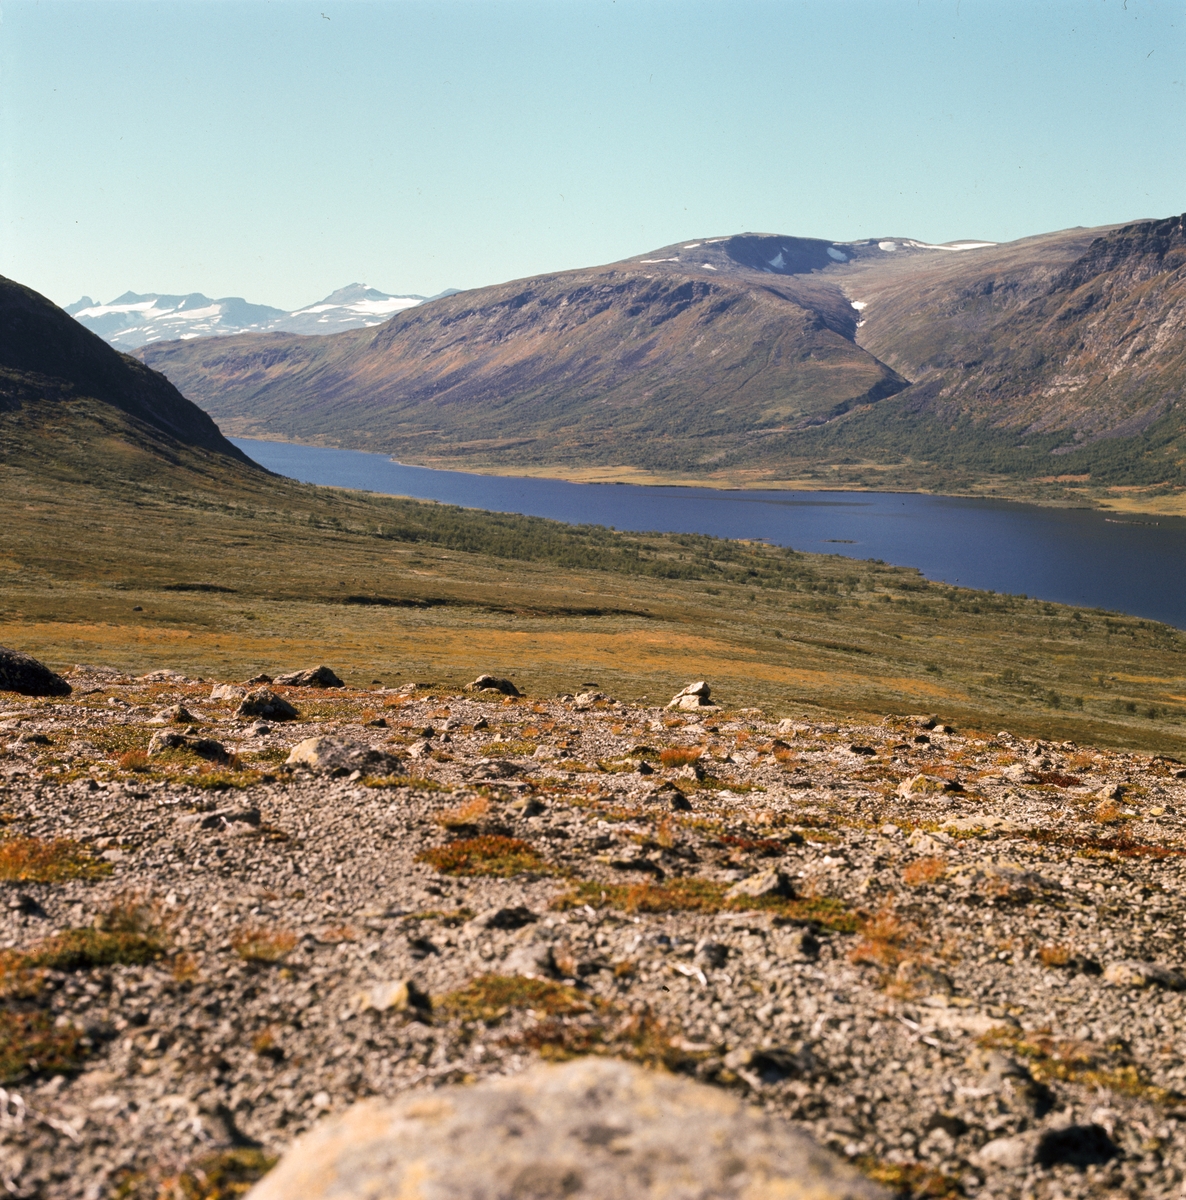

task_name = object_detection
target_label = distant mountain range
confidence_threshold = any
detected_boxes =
[135,215,1186,508]
[65,283,459,350]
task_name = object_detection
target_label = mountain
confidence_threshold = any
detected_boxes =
[67,284,458,351]
[136,217,1186,506]
[1,273,255,464]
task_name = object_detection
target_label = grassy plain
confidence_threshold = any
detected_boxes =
[4,397,1185,755]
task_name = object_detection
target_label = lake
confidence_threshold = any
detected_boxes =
[232,438,1186,629]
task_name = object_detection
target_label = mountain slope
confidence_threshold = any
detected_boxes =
[67,284,452,350]
[136,235,911,472]
[0,274,255,464]
[137,218,1186,506]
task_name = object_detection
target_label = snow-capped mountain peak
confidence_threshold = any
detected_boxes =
[66,284,456,350]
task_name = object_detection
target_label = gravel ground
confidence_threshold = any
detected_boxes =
[0,669,1183,1199]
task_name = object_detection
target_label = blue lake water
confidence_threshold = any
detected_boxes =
[232,438,1186,629]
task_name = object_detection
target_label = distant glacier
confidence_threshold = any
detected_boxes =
[66,282,459,350]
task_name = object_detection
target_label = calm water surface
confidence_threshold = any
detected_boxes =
[233,438,1186,629]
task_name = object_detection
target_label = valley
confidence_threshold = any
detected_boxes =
[135,217,1186,514]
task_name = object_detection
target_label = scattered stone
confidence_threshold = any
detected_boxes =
[725,867,793,901]
[274,665,345,688]
[147,703,197,725]
[897,774,960,797]
[285,736,401,776]
[249,1057,887,1200]
[667,680,719,711]
[1103,959,1186,989]
[351,979,430,1016]
[0,647,71,697]
[237,687,299,721]
[481,906,538,930]
[464,674,520,696]
[211,683,246,701]
[147,730,229,761]
[1096,782,1126,801]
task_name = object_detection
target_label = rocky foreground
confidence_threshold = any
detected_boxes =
[0,662,1184,1199]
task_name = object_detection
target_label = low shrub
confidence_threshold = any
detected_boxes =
[902,857,947,887]
[659,747,702,768]
[231,925,297,964]
[0,837,111,883]
[417,836,552,877]
[437,974,590,1024]
[0,1009,88,1083]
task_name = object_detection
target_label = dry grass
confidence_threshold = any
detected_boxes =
[902,857,947,887]
[436,974,591,1023]
[230,925,297,965]
[849,910,911,970]
[416,835,553,877]
[148,1148,278,1200]
[119,749,151,772]
[659,747,703,768]
[1038,944,1071,968]
[435,796,490,831]
[0,1009,88,1084]
[979,1025,1179,1104]
[553,879,857,932]
[0,837,111,883]
[318,925,358,944]
[855,1157,962,1200]
[1094,801,1124,824]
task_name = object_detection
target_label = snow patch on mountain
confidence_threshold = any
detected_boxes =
[66,283,456,350]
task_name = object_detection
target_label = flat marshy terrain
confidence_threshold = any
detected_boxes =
[2,396,1185,757]
[0,674,1183,1197]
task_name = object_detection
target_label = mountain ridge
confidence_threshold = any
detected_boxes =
[131,215,1186,509]
[0,273,255,465]
[67,283,461,350]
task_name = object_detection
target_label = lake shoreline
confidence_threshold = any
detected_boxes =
[223,433,1186,517]
[230,437,1186,629]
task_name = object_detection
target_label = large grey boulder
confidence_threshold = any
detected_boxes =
[237,687,299,721]
[274,665,345,688]
[286,736,402,776]
[465,673,520,696]
[247,1057,888,1200]
[0,648,71,697]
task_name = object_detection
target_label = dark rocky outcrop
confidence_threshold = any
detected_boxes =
[0,648,71,697]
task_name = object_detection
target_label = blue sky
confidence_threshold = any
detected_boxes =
[2,0,1183,309]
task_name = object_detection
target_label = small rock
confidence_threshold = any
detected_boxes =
[696,941,729,968]
[148,703,196,726]
[470,759,519,780]
[147,731,229,762]
[777,929,820,961]
[725,867,794,901]
[247,1057,887,1200]
[897,774,960,797]
[285,736,401,776]
[274,665,345,688]
[975,1132,1038,1171]
[1035,1124,1118,1168]
[636,760,654,775]
[482,906,538,931]
[352,979,430,1016]
[1103,959,1186,989]
[667,681,720,711]
[1095,782,1125,801]
[0,648,71,698]
[237,688,299,721]
[210,684,246,702]
[464,674,520,696]
[244,673,273,685]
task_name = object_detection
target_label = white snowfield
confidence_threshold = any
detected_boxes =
[67,283,447,351]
